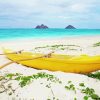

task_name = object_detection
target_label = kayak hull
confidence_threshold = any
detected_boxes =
[4,50,100,73]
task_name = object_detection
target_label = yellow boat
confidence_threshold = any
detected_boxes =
[3,49,100,73]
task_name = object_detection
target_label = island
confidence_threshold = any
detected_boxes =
[65,25,76,29]
[35,24,49,29]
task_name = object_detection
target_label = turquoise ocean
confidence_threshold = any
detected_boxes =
[0,29,100,41]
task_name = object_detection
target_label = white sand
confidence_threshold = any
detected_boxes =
[0,36,100,100]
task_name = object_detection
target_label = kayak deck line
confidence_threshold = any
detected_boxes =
[0,50,24,55]
[0,51,55,69]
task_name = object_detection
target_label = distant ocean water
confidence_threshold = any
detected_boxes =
[0,29,100,41]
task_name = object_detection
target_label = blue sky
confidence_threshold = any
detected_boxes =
[0,0,100,28]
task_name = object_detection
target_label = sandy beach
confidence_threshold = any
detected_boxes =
[1,0,100,99]
[0,36,100,100]
[0,35,100,52]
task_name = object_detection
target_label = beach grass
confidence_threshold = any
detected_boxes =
[87,72,100,80]
[0,72,100,100]
[93,42,100,47]
[34,44,81,51]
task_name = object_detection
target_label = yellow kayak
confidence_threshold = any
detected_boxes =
[3,49,100,73]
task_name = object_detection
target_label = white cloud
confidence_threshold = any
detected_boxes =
[0,0,100,28]
[69,3,88,13]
